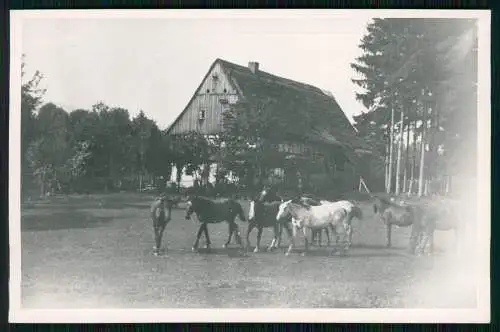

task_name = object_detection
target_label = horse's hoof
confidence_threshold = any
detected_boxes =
[205,245,211,250]
[301,252,306,257]
[253,247,259,253]
[222,244,227,249]
[191,247,197,252]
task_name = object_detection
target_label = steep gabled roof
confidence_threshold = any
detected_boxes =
[167,58,373,153]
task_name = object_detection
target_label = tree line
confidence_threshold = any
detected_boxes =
[21,58,218,197]
[351,18,477,196]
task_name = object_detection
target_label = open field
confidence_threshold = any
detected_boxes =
[19,193,478,308]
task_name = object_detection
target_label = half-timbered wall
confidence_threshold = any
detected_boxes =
[169,62,240,135]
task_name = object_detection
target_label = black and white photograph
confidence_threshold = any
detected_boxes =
[9,9,490,323]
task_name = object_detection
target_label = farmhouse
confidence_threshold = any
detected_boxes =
[167,58,377,193]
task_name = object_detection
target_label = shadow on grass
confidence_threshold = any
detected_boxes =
[21,210,116,231]
[188,247,249,258]
[350,243,407,250]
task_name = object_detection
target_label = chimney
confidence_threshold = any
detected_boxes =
[248,61,259,74]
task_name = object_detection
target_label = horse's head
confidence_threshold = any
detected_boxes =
[373,197,388,215]
[185,197,195,220]
[276,200,293,221]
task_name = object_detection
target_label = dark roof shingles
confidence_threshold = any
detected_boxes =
[219,58,371,152]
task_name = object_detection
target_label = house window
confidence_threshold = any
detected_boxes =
[199,109,207,121]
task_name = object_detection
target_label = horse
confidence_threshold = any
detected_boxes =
[151,196,174,256]
[295,197,334,246]
[254,187,328,250]
[276,199,351,256]
[410,198,463,255]
[303,199,363,248]
[246,200,293,252]
[185,195,246,251]
[373,196,420,250]
[245,187,290,252]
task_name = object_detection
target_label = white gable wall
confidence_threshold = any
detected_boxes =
[169,62,239,135]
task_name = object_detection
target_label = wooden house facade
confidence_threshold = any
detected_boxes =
[167,58,375,192]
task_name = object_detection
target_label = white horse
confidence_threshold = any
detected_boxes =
[318,200,363,247]
[275,200,351,256]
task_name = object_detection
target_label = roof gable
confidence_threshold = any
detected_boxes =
[166,58,374,154]
[166,59,239,134]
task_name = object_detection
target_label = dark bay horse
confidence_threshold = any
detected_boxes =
[246,200,293,252]
[185,196,246,251]
[246,187,290,252]
[151,196,174,256]
[373,196,420,249]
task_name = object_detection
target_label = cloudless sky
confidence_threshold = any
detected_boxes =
[22,13,375,128]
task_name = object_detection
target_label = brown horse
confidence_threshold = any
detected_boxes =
[410,198,462,255]
[151,196,174,256]
[373,196,420,249]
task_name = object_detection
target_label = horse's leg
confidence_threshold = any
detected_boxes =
[415,229,429,256]
[386,223,392,248]
[232,221,244,248]
[268,225,279,251]
[325,228,331,247]
[192,223,205,251]
[335,224,348,256]
[302,227,309,256]
[153,223,167,255]
[277,223,283,248]
[246,221,256,251]
[285,224,296,256]
[203,223,211,249]
[254,226,263,253]
[347,224,353,248]
[409,224,420,254]
[223,221,234,248]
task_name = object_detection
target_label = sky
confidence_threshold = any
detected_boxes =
[20,12,375,129]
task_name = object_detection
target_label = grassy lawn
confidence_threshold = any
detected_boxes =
[19,193,478,308]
